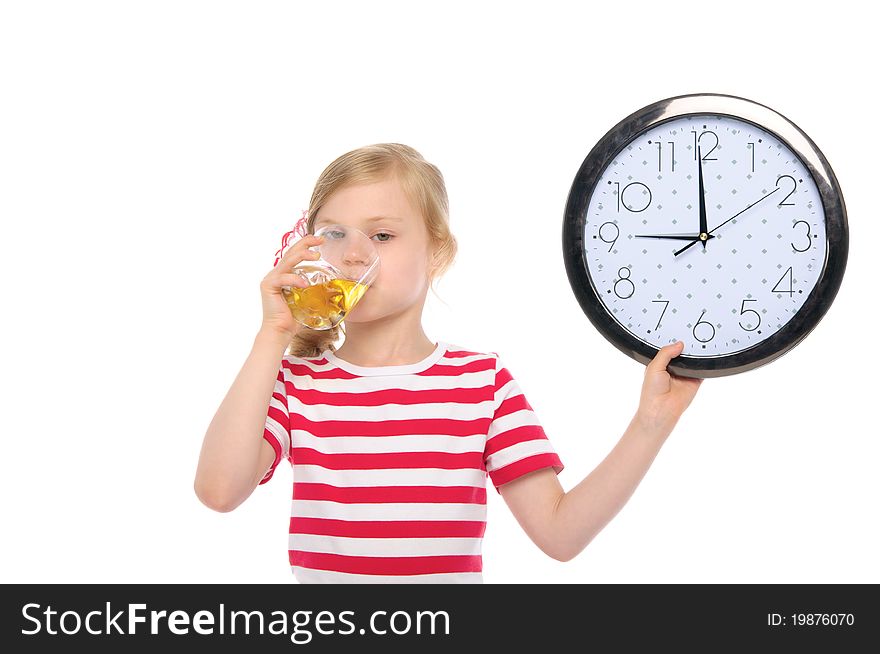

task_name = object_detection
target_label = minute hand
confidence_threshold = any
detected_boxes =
[673,187,781,257]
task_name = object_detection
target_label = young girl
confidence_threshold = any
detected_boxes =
[194,143,703,583]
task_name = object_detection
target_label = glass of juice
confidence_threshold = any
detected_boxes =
[280,224,380,330]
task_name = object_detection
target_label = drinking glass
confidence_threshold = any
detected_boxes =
[280,224,380,330]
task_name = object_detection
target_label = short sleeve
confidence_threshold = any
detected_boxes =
[259,362,292,485]
[484,353,564,493]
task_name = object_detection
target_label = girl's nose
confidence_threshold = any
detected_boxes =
[343,248,370,265]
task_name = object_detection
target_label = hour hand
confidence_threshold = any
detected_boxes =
[634,233,716,241]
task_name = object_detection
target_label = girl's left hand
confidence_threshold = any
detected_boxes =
[636,340,703,435]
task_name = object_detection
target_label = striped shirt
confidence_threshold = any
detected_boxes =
[260,340,564,583]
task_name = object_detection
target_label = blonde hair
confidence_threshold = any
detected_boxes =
[285,143,457,358]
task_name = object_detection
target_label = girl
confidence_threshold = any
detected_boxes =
[194,143,703,583]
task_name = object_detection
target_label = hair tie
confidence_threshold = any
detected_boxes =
[272,209,310,267]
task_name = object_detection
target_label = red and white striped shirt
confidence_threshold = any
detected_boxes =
[260,340,564,583]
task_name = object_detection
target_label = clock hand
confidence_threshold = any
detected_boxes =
[705,186,781,235]
[673,236,704,256]
[673,186,782,257]
[635,233,717,241]
[697,146,708,250]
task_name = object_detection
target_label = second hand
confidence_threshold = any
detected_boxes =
[673,187,781,257]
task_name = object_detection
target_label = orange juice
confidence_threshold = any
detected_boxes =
[282,278,369,330]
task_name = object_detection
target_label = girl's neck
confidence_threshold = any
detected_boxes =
[332,334,436,368]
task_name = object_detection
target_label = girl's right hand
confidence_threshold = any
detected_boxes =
[259,233,325,341]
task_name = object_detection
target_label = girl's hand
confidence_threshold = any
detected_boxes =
[258,233,324,341]
[636,341,703,435]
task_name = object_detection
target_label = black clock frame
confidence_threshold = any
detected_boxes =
[562,93,848,378]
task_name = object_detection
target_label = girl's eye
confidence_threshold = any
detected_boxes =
[372,232,393,242]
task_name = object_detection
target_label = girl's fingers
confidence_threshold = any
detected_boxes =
[648,341,684,372]
[278,235,324,264]
[277,272,309,288]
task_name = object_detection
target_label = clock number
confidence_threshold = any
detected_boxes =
[692,309,716,343]
[655,141,675,172]
[613,266,635,299]
[691,130,719,161]
[747,142,755,173]
[738,299,761,332]
[776,175,797,207]
[771,266,795,296]
[614,181,652,213]
[791,220,812,252]
[598,221,620,252]
[651,299,669,331]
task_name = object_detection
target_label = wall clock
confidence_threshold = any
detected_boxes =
[562,93,848,378]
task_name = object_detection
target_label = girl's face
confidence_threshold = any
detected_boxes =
[312,176,433,323]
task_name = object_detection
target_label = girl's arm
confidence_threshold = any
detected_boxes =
[499,341,703,562]
[194,328,290,512]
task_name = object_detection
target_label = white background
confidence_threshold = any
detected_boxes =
[2,0,876,584]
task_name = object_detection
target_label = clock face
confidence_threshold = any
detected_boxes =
[582,113,828,358]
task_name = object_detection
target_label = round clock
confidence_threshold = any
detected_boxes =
[562,93,848,378]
